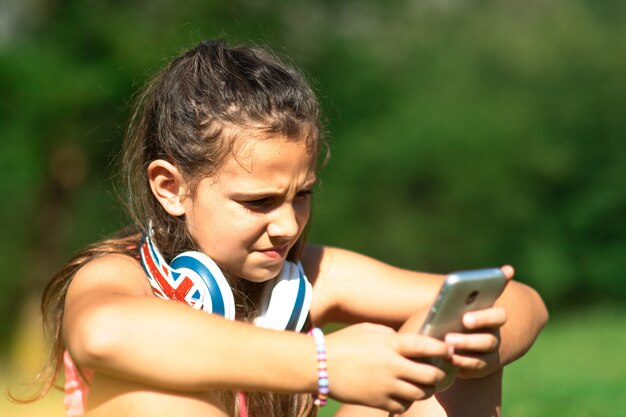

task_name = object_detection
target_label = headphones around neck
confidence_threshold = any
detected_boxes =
[139,234,312,332]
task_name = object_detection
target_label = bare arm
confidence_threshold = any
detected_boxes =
[303,245,443,327]
[64,254,319,393]
[304,245,548,369]
[64,253,454,414]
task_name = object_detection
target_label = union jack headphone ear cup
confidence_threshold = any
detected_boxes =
[139,235,236,320]
[170,251,236,320]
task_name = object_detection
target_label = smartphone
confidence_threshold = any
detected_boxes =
[419,268,507,390]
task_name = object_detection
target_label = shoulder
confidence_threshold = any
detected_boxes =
[68,253,153,300]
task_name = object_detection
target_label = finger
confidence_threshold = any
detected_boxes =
[463,307,507,330]
[384,397,413,415]
[399,358,448,386]
[444,332,499,353]
[396,334,453,359]
[452,355,487,371]
[500,265,515,281]
[392,379,437,402]
[450,352,490,372]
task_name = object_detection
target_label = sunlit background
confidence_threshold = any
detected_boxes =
[1,1,625,416]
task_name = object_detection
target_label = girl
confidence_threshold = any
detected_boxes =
[29,40,547,417]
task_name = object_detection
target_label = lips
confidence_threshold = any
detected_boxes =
[257,244,289,260]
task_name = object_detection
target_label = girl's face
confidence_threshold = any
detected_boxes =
[183,135,317,282]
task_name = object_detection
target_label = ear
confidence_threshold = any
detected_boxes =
[147,160,188,216]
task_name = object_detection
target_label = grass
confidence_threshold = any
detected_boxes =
[501,306,626,417]
[2,306,625,416]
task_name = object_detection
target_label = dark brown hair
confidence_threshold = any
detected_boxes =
[21,40,327,417]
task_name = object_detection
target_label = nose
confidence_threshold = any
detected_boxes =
[267,203,300,240]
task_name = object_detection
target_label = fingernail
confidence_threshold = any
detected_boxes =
[464,314,477,327]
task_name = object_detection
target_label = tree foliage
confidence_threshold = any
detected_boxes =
[1,0,624,349]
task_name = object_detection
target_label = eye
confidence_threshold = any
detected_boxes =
[241,197,275,212]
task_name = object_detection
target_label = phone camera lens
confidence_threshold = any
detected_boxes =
[465,291,478,305]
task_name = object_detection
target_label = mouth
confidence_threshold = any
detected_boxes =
[256,244,290,260]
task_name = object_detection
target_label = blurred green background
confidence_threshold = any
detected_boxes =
[1,0,624,416]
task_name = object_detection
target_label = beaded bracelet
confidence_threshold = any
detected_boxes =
[308,327,329,407]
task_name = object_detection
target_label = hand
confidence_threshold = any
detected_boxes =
[444,307,506,379]
[444,265,514,379]
[324,322,452,414]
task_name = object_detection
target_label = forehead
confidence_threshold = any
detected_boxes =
[212,135,317,187]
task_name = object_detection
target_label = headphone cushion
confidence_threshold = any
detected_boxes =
[170,251,236,320]
[254,261,312,332]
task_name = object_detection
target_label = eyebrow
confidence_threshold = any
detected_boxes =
[231,178,318,199]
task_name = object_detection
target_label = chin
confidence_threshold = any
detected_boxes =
[240,263,284,283]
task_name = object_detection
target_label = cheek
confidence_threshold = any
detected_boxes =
[290,206,311,242]
[222,208,269,244]
[199,220,260,262]
[296,200,311,226]
[187,201,253,247]
[298,209,310,228]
